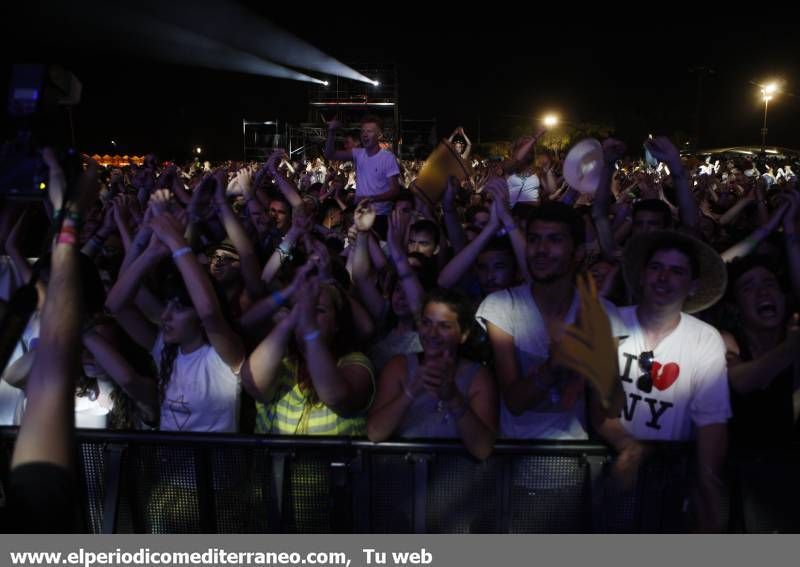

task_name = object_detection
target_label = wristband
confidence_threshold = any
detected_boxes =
[303,329,321,342]
[172,246,192,260]
[57,230,78,246]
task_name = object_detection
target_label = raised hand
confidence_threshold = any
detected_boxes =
[150,211,188,252]
[354,200,377,232]
[644,136,681,167]
[420,350,457,401]
[42,148,66,212]
[187,175,216,222]
[235,167,255,197]
[387,207,411,256]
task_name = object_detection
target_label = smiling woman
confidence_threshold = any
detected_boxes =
[367,289,498,460]
[722,255,799,449]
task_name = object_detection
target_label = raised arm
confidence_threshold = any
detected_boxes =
[780,191,800,299]
[645,136,698,232]
[460,127,472,160]
[438,197,501,289]
[12,156,99,470]
[266,151,303,209]
[721,200,789,263]
[294,277,373,415]
[240,304,297,404]
[351,202,388,321]
[324,120,354,162]
[441,177,467,254]
[387,209,425,318]
[260,205,309,284]
[105,232,166,351]
[592,140,626,261]
[150,212,245,371]
[212,169,265,299]
[81,329,159,424]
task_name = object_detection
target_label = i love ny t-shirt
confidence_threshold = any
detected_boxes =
[615,306,731,441]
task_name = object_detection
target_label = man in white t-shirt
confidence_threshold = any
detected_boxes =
[592,230,730,532]
[324,115,400,237]
[476,202,622,440]
[506,171,541,207]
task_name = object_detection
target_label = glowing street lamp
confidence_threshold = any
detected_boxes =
[543,114,559,128]
[760,82,779,153]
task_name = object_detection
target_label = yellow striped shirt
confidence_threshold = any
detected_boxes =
[255,352,374,436]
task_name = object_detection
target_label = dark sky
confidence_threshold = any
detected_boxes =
[3,1,799,160]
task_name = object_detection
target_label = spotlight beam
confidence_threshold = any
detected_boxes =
[141,0,376,84]
[54,1,327,84]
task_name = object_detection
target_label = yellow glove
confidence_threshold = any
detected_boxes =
[551,273,624,415]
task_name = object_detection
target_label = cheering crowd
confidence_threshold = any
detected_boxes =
[1,116,798,532]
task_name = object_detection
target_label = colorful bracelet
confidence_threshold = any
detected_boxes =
[57,230,78,246]
[172,246,192,260]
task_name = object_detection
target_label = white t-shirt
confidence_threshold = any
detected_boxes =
[0,312,39,426]
[476,283,622,440]
[151,333,240,433]
[507,172,541,206]
[614,306,731,441]
[352,148,401,215]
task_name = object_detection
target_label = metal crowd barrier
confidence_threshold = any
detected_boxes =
[0,429,797,533]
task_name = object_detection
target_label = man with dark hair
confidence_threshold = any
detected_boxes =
[408,219,440,258]
[267,194,292,236]
[632,199,673,233]
[325,115,400,239]
[592,230,730,532]
[477,201,621,439]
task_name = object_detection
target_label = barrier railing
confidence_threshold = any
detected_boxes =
[0,429,797,533]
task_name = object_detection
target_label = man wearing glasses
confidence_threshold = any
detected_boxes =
[592,231,731,532]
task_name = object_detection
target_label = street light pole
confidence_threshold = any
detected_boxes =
[760,82,777,154]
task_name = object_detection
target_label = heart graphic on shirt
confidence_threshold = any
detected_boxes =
[650,362,680,391]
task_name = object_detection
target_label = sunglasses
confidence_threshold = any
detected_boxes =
[635,350,655,394]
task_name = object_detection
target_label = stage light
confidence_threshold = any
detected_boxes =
[196,147,203,154]
[543,114,558,127]
[323,81,329,86]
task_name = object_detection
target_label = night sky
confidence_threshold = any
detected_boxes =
[3,1,799,161]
